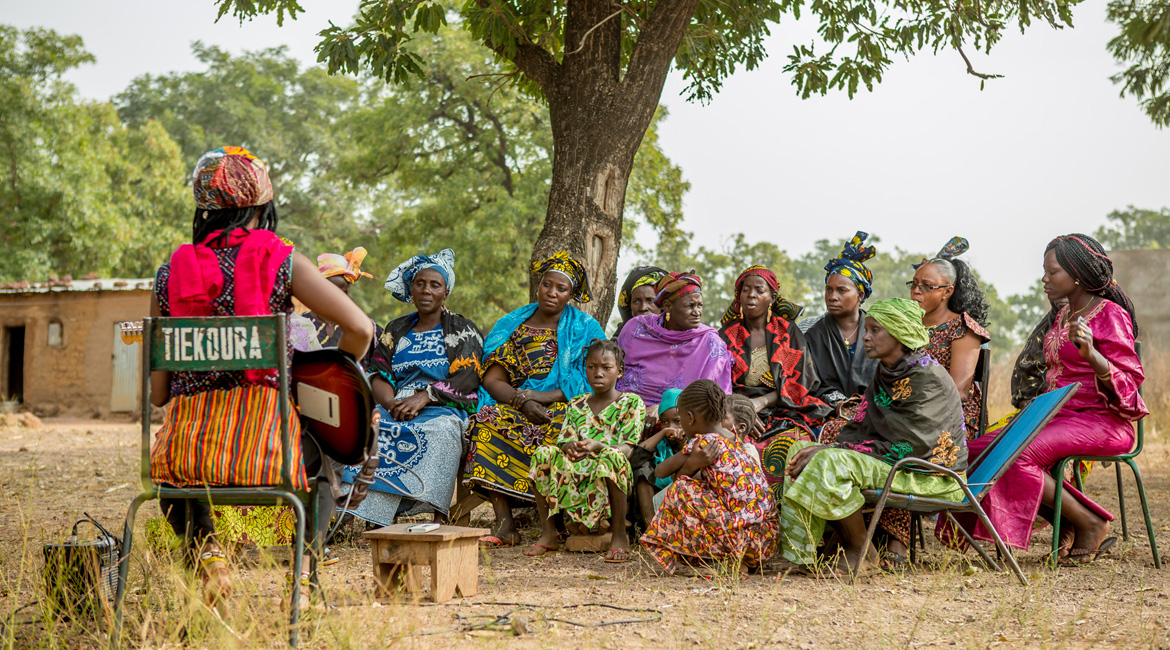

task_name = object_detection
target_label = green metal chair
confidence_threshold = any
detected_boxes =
[1050,340,1161,569]
[111,315,322,647]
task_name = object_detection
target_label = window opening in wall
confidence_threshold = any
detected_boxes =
[4,326,26,402]
[48,320,63,347]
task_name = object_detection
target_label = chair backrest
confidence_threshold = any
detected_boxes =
[139,315,292,490]
[1134,340,1145,455]
[962,381,1079,503]
[974,345,991,437]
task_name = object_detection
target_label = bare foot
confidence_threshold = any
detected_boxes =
[834,543,880,578]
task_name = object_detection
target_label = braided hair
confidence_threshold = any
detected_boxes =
[727,394,756,434]
[927,258,990,327]
[584,338,625,373]
[1046,234,1138,337]
[677,379,727,426]
[192,202,279,247]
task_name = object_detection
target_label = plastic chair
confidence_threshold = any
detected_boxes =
[1050,341,1161,569]
[111,315,320,647]
[860,382,1080,586]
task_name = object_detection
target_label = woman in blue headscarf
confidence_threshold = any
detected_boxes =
[346,248,484,525]
[801,231,881,409]
[464,251,606,547]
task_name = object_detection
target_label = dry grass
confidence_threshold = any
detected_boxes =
[3,420,1170,650]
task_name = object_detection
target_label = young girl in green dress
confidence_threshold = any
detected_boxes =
[527,340,645,562]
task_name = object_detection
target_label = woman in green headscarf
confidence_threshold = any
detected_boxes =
[777,298,968,577]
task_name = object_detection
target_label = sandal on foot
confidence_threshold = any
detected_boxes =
[478,535,517,549]
[1059,536,1118,567]
[603,548,632,563]
[198,550,231,608]
[284,571,314,612]
[523,544,558,557]
[880,551,907,572]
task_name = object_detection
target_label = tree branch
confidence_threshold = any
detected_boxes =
[563,8,623,56]
[473,0,560,92]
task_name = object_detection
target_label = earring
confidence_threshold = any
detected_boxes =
[1074,280,1080,285]
[665,312,671,323]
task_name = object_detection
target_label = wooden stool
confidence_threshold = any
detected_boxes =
[362,524,489,603]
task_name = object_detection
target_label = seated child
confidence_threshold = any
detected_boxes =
[640,379,780,575]
[631,388,686,526]
[527,340,645,562]
[779,298,968,577]
[727,394,762,468]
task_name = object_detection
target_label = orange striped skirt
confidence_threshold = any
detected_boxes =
[150,385,307,490]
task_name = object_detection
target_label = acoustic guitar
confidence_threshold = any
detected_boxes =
[118,321,375,465]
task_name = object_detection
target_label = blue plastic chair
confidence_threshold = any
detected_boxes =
[859,382,1080,586]
[1050,341,1160,569]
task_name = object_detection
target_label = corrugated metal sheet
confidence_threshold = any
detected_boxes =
[110,324,140,412]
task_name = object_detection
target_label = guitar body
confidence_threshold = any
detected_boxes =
[290,348,375,466]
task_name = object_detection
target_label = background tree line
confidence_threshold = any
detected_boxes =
[2,23,1166,355]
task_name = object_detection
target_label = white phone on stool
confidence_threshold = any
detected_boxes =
[407,523,441,533]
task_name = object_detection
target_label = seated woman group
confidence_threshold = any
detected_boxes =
[152,146,1143,601]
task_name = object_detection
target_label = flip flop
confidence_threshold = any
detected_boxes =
[478,535,517,549]
[523,544,558,557]
[603,548,632,563]
[1059,536,1118,567]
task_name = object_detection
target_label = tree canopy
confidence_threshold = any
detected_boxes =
[0,26,187,283]
[215,0,1084,323]
[1108,0,1170,127]
[1093,205,1170,250]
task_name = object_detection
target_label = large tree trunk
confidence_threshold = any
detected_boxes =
[524,0,701,328]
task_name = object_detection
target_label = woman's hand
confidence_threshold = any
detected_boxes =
[1069,317,1096,360]
[390,391,431,421]
[786,445,828,479]
[520,400,552,425]
[751,415,767,439]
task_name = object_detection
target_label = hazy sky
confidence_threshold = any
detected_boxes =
[9,1,1170,297]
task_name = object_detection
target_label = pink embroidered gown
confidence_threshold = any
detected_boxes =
[950,300,1146,550]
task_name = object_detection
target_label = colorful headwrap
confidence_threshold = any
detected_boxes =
[659,387,682,414]
[384,248,455,303]
[867,298,930,350]
[914,236,969,269]
[720,265,804,325]
[192,146,274,211]
[654,271,702,308]
[824,231,876,301]
[532,251,592,304]
[317,247,374,284]
[617,266,668,318]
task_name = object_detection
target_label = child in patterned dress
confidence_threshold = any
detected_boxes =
[640,379,780,575]
[527,340,645,562]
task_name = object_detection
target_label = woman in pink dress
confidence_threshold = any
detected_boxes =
[943,234,1145,563]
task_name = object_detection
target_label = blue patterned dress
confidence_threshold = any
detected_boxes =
[342,323,468,524]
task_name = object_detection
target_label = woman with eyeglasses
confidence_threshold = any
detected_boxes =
[908,237,990,441]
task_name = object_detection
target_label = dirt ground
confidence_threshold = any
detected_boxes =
[2,418,1170,649]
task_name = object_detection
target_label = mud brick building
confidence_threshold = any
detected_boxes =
[0,278,152,417]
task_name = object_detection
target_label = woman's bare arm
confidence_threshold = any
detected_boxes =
[947,331,982,396]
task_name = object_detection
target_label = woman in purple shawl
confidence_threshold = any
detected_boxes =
[941,234,1145,564]
[616,271,733,410]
